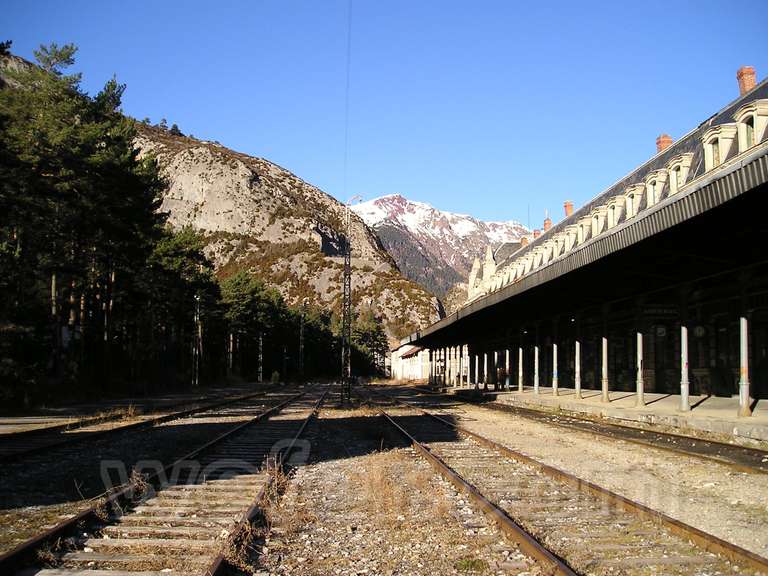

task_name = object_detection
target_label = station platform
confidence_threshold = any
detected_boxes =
[448,385,768,443]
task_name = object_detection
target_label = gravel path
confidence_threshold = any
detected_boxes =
[429,401,768,557]
[259,407,542,575]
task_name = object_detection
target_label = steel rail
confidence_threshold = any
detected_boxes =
[379,409,578,576]
[204,385,329,576]
[371,388,768,574]
[0,388,307,575]
[0,386,281,464]
[484,399,768,474]
[406,384,768,474]
[0,390,237,441]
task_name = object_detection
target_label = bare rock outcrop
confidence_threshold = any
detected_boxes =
[135,126,440,343]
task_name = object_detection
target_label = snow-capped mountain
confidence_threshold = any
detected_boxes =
[353,194,529,298]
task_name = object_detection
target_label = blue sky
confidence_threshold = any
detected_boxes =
[5,0,768,226]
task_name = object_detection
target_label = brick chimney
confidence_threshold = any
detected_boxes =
[656,134,673,153]
[564,201,574,218]
[533,229,541,239]
[521,236,529,247]
[737,66,756,96]
[543,216,552,232]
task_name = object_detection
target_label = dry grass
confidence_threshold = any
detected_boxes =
[404,468,432,491]
[222,520,258,572]
[261,449,502,575]
[127,468,150,500]
[403,468,453,519]
[264,460,289,506]
[219,462,307,572]
[263,463,318,538]
[35,539,60,567]
[93,467,150,522]
[353,403,381,418]
[350,451,412,528]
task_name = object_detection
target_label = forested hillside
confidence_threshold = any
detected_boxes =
[0,43,388,407]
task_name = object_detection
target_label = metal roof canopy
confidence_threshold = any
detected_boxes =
[404,144,768,348]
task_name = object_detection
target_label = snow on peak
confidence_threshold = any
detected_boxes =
[353,195,527,244]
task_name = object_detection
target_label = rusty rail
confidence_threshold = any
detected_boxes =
[204,385,328,576]
[372,388,768,575]
[409,384,768,474]
[0,386,281,464]
[0,388,307,575]
[381,410,578,576]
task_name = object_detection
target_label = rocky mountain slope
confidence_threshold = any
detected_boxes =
[135,126,440,343]
[1,52,440,344]
[353,194,529,297]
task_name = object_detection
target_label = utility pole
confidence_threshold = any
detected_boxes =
[299,298,308,381]
[192,294,201,387]
[282,345,288,384]
[258,331,263,382]
[341,195,361,404]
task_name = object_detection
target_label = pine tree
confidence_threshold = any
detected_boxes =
[0,43,166,401]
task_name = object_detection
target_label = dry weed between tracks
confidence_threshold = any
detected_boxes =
[260,447,541,575]
[222,460,300,571]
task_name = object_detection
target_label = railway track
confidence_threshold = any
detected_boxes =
[1,385,327,576]
[0,387,278,463]
[393,384,768,474]
[367,390,768,576]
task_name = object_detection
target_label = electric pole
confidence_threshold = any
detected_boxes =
[299,298,308,382]
[258,331,263,382]
[341,195,361,404]
[192,294,201,387]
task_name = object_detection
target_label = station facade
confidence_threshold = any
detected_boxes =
[392,67,768,418]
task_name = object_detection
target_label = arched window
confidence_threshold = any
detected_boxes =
[627,194,635,217]
[735,100,768,153]
[745,116,755,148]
[711,138,720,167]
[666,153,693,195]
[647,180,657,205]
[643,171,667,207]
[702,124,737,171]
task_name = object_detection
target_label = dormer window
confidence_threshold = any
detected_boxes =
[553,234,565,257]
[538,246,548,265]
[647,180,658,205]
[624,183,645,219]
[591,208,607,237]
[577,218,591,244]
[606,196,625,228]
[644,170,668,208]
[702,124,737,171]
[532,250,542,269]
[565,226,578,251]
[745,116,755,147]
[734,99,768,153]
[666,153,693,195]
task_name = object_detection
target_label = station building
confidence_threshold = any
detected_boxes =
[392,66,768,423]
